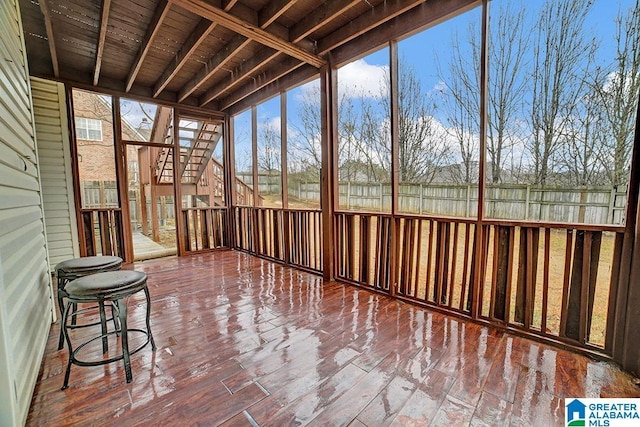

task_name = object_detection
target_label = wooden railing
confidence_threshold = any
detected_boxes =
[233,206,322,273]
[334,210,622,354]
[182,207,228,253]
[80,208,125,257]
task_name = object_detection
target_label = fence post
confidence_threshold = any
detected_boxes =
[525,185,530,220]
[380,183,383,210]
[419,183,423,215]
[466,184,471,217]
[608,186,617,224]
[347,181,351,209]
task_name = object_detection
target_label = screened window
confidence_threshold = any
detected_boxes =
[75,117,103,141]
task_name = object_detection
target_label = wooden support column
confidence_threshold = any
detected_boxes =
[65,85,88,256]
[613,92,640,374]
[173,110,186,255]
[251,105,260,253]
[225,114,236,248]
[281,92,291,265]
[320,64,337,280]
[471,0,489,318]
[112,97,134,262]
[389,41,399,297]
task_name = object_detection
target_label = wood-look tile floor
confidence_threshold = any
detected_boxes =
[27,251,640,426]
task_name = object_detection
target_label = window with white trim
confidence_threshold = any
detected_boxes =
[75,117,103,141]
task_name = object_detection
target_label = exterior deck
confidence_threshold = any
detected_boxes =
[27,251,640,426]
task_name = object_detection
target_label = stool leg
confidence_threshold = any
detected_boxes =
[117,298,133,383]
[70,302,78,326]
[61,301,73,390]
[111,302,120,335]
[57,289,66,350]
[98,301,108,354]
[144,287,156,351]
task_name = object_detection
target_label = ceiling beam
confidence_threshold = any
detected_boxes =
[290,0,361,43]
[226,64,318,116]
[93,0,112,86]
[153,0,242,98]
[218,56,304,111]
[221,0,239,10]
[199,49,280,107]
[173,0,325,68]
[259,0,299,29]
[330,0,480,66]
[178,34,250,102]
[125,0,172,92]
[153,19,216,97]
[317,0,426,54]
[38,0,59,78]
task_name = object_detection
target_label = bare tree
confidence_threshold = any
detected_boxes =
[485,2,530,183]
[528,0,597,185]
[257,117,281,173]
[439,29,480,184]
[288,83,322,175]
[395,61,452,183]
[594,0,640,186]
[557,89,609,186]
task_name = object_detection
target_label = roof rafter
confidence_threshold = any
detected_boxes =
[173,0,325,68]
[125,0,171,92]
[259,0,299,29]
[153,0,241,98]
[38,0,59,78]
[218,56,304,111]
[290,0,361,43]
[153,19,216,97]
[199,48,280,107]
[93,0,112,86]
[177,34,250,102]
[317,0,426,54]
[177,0,306,105]
[227,64,318,116]
[226,0,480,115]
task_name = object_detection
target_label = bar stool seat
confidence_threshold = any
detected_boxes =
[55,256,123,350]
[61,270,156,390]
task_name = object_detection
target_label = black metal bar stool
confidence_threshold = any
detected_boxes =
[55,256,123,351]
[61,270,156,390]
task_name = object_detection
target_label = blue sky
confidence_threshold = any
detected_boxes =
[119,0,632,140]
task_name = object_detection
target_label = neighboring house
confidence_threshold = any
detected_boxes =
[73,90,144,185]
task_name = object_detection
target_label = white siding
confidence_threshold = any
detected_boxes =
[0,1,53,426]
[31,77,79,268]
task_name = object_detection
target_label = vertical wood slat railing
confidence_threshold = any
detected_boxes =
[80,208,125,258]
[233,206,322,273]
[334,210,623,354]
[182,207,228,253]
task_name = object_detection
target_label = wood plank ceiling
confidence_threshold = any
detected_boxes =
[18,0,478,114]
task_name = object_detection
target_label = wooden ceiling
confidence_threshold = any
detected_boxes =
[19,0,478,114]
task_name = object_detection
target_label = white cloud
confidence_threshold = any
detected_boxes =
[298,59,389,100]
[338,59,388,99]
[429,80,447,96]
[258,116,281,131]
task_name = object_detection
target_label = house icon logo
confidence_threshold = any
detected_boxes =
[566,399,587,426]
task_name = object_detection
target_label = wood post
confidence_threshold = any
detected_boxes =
[320,64,337,281]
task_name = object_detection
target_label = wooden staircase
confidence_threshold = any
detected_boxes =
[145,110,257,205]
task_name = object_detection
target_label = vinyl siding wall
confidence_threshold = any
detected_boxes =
[31,77,79,269]
[0,1,53,425]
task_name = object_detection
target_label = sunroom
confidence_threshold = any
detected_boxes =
[2,0,640,425]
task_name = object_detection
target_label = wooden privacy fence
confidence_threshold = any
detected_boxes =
[334,210,621,353]
[233,206,322,273]
[296,182,627,224]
